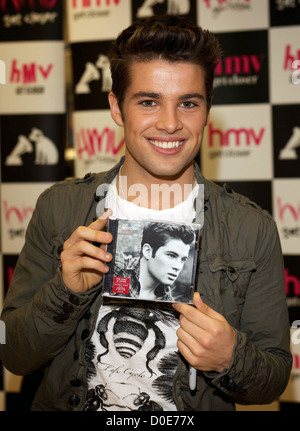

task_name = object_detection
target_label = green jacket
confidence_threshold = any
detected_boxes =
[0,159,292,411]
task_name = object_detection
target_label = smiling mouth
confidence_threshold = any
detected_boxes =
[148,139,184,149]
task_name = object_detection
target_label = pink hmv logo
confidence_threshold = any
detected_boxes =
[9,59,53,84]
[71,0,121,7]
[0,0,57,12]
[207,123,265,147]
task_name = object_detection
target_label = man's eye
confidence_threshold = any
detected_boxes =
[181,101,196,109]
[141,100,156,107]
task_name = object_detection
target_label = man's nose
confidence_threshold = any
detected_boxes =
[156,106,183,134]
[172,259,183,271]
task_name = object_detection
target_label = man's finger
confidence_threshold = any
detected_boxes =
[193,292,225,321]
[89,208,113,230]
[90,208,113,247]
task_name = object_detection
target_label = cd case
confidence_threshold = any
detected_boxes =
[103,218,201,304]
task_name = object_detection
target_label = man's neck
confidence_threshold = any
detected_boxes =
[117,159,196,210]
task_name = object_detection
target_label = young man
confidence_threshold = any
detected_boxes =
[0,15,292,411]
[113,222,196,301]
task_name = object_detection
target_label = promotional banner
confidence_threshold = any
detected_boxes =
[201,104,273,181]
[0,41,65,114]
[0,0,299,411]
[198,0,300,409]
[73,110,125,177]
[0,0,65,411]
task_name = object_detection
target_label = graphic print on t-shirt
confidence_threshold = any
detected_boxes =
[84,304,179,411]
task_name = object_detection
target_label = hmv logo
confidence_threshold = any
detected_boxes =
[76,127,125,160]
[10,59,53,84]
[203,0,252,8]
[0,0,57,12]
[215,54,265,76]
[3,201,34,224]
[285,268,300,297]
[277,197,300,223]
[284,45,300,70]
[71,0,121,7]
[283,45,300,84]
[208,123,265,147]
[276,197,300,240]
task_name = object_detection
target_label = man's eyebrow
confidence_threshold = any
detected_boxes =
[166,250,179,256]
[132,91,162,100]
[178,93,205,101]
[131,92,205,101]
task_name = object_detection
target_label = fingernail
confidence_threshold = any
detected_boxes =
[100,208,112,220]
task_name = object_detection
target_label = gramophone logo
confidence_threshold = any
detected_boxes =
[136,0,190,17]
[75,54,112,94]
[279,127,300,160]
[5,127,59,166]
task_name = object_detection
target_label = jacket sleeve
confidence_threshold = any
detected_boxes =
[0,190,101,376]
[206,218,292,404]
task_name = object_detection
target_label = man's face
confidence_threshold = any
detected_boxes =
[109,59,209,181]
[146,238,190,286]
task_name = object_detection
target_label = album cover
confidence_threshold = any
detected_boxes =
[103,218,201,304]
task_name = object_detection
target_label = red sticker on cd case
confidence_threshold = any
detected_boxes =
[112,276,130,294]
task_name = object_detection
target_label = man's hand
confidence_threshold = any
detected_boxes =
[61,209,113,293]
[172,292,236,373]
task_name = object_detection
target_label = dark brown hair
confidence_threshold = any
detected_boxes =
[141,222,196,257]
[109,15,222,112]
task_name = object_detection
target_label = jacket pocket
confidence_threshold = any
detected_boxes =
[198,255,256,327]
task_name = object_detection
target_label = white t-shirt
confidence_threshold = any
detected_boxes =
[84,177,198,411]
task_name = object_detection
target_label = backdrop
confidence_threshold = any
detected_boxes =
[0,0,299,411]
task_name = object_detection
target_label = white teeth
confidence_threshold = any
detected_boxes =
[149,140,183,149]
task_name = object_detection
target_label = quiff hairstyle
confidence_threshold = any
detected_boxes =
[108,14,222,113]
[141,222,196,257]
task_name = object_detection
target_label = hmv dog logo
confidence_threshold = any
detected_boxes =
[76,54,112,94]
[279,126,300,160]
[5,127,59,166]
[136,0,191,17]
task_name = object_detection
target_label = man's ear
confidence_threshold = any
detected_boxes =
[108,91,124,127]
[142,243,153,260]
[205,97,212,126]
[205,109,210,126]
